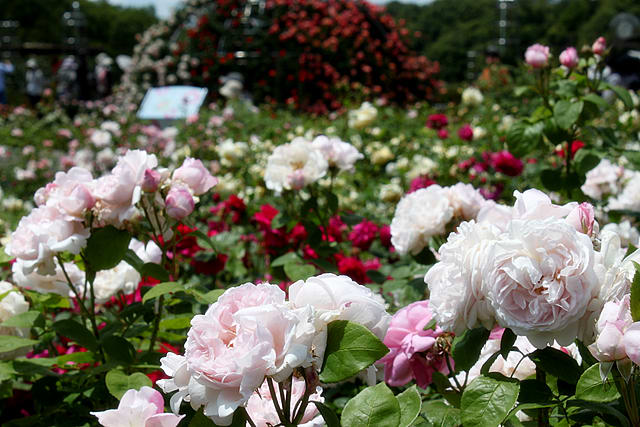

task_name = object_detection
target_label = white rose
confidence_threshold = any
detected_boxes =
[0,281,30,359]
[447,183,487,220]
[348,102,378,129]
[12,258,85,297]
[313,135,363,172]
[581,159,625,201]
[390,185,454,255]
[90,130,112,148]
[264,137,328,193]
[601,221,640,248]
[608,172,640,212]
[461,87,484,106]
[486,218,599,348]
[425,220,499,334]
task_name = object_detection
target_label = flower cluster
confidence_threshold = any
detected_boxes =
[158,274,390,425]
[426,188,640,348]
[390,183,487,255]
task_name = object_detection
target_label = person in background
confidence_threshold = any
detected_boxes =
[25,58,46,107]
[0,58,15,106]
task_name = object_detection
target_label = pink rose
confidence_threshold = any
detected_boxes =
[490,150,523,177]
[6,206,89,276]
[165,186,195,220]
[379,300,449,388]
[565,202,597,236]
[589,296,633,362]
[172,158,217,195]
[457,124,473,141]
[559,47,579,68]
[34,167,95,220]
[592,37,606,55]
[525,44,550,68]
[142,169,161,193]
[622,323,640,365]
[91,386,183,427]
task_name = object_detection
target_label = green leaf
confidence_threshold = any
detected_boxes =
[271,252,300,267]
[397,385,421,427]
[530,347,582,384]
[1,310,41,328]
[500,329,516,359]
[160,315,193,330]
[631,262,640,322]
[102,335,135,365]
[284,262,316,282]
[52,319,98,352]
[140,263,170,282]
[142,282,185,303]
[190,289,224,305]
[421,400,461,427]
[574,150,601,176]
[604,83,634,109]
[461,375,519,427]
[518,379,554,403]
[319,320,389,383]
[367,270,387,284]
[575,364,620,402]
[583,93,609,110]
[554,100,584,130]
[540,168,564,192]
[0,335,38,353]
[452,327,490,372]
[313,401,340,427]
[84,226,131,271]
[188,408,216,426]
[341,382,400,427]
[105,369,152,400]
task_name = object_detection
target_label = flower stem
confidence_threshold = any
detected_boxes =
[536,368,549,427]
[267,377,288,425]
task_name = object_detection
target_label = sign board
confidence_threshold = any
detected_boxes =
[137,86,208,120]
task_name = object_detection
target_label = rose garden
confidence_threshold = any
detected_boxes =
[0,0,639,426]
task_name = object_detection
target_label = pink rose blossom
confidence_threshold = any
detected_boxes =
[559,47,579,68]
[91,386,183,427]
[525,44,550,68]
[379,300,449,388]
[622,323,640,365]
[457,124,473,141]
[142,169,162,193]
[34,167,95,220]
[172,158,217,195]
[592,37,606,55]
[565,202,597,236]
[165,186,195,220]
[590,296,633,362]
[349,220,379,250]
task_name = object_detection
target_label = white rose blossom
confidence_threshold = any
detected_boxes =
[264,137,328,193]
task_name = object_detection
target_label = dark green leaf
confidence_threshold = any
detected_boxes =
[574,150,601,176]
[341,382,400,427]
[190,289,224,305]
[319,320,389,383]
[530,347,581,384]
[102,335,135,365]
[583,93,609,110]
[453,327,490,372]
[461,375,519,427]
[518,379,554,403]
[189,408,216,426]
[140,263,170,282]
[367,270,387,284]
[52,319,97,352]
[540,168,564,192]
[500,329,517,359]
[604,83,634,109]
[105,369,152,400]
[84,226,131,271]
[313,401,340,427]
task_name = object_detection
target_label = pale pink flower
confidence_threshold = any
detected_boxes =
[565,202,598,236]
[142,169,162,193]
[34,167,95,220]
[525,44,550,68]
[379,300,449,388]
[592,37,606,55]
[165,186,195,220]
[172,158,217,195]
[313,135,363,172]
[559,47,579,68]
[622,323,640,366]
[6,206,89,275]
[589,296,633,362]
[446,183,487,220]
[91,386,183,427]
